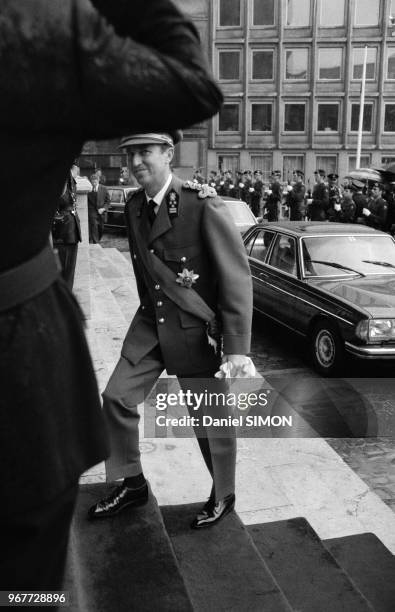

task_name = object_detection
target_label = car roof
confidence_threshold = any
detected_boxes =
[253,221,385,237]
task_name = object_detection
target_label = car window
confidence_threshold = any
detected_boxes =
[108,189,123,203]
[249,230,275,262]
[269,234,297,276]
[224,200,256,224]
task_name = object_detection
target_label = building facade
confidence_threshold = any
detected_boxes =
[78,0,395,187]
[209,0,395,187]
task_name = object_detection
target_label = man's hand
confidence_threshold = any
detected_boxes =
[98,207,105,214]
[221,354,251,377]
[362,208,371,217]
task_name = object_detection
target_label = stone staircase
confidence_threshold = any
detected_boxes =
[64,244,395,611]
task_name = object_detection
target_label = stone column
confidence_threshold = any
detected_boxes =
[73,177,92,319]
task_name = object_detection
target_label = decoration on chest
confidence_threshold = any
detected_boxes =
[183,181,217,199]
[176,268,199,288]
[166,189,179,219]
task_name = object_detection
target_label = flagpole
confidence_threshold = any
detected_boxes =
[356,46,368,169]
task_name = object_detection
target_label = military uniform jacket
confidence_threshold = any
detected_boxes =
[288,182,306,220]
[123,176,253,375]
[366,197,388,231]
[311,183,329,221]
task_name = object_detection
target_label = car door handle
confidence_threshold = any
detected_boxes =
[259,271,269,278]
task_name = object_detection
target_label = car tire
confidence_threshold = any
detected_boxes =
[309,320,345,376]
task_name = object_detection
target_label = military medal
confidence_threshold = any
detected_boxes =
[166,189,179,219]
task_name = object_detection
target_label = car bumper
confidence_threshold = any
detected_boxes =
[345,341,395,359]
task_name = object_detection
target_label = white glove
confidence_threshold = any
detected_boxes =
[249,187,254,193]
[215,357,256,379]
[307,198,313,205]
[287,185,293,192]
[239,182,244,188]
[362,208,371,217]
[230,184,234,189]
[334,203,341,212]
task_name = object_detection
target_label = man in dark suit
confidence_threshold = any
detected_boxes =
[89,131,253,529]
[309,169,329,221]
[52,167,82,289]
[88,173,110,243]
[0,0,223,593]
[288,170,306,221]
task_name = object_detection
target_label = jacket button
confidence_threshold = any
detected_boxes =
[149,249,155,254]
[154,284,160,290]
[180,256,187,263]
[158,317,165,324]
[141,305,145,310]
[156,301,163,307]
[133,254,137,260]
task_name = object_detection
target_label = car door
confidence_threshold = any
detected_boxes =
[245,228,276,314]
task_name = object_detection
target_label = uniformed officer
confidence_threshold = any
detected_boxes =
[288,170,306,221]
[309,169,329,221]
[251,170,264,217]
[363,182,388,231]
[89,131,253,529]
[265,170,282,221]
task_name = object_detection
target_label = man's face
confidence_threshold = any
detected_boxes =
[91,178,99,189]
[372,185,382,198]
[129,144,173,190]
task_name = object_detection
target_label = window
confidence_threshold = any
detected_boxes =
[318,48,342,80]
[251,104,272,131]
[219,51,240,80]
[285,49,308,80]
[269,234,297,276]
[253,0,274,26]
[218,104,240,131]
[352,48,377,80]
[382,156,395,166]
[249,230,275,261]
[283,155,305,181]
[217,154,240,173]
[286,0,310,27]
[354,0,380,26]
[317,104,339,132]
[350,103,373,132]
[219,0,240,26]
[316,156,337,175]
[388,48,395,79]
[384,105,395,132]
[284,104,306,131]
[252,51,274,80]
[251,156,272,181]
[349,155,371,170]
[320,0,345,27]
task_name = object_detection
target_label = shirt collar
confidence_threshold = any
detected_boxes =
[145,173,172,208]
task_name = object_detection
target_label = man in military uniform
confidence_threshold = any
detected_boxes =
[288,170,306,221]
[218,170,234,197]
[326,173,342,222]
[241,170,253,208]
[363,182,388,231]
[251,170,264,217]
[89,131,253,529]
[265,170,282,221]
[309,169,329,221]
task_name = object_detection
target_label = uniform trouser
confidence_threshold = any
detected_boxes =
[0,483,78,603]
[102,350,236,502]
[57,244,78,290]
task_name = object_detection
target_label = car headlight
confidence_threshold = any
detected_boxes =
[356,319,395,342]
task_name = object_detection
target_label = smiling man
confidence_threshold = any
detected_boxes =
[89,131,253,529]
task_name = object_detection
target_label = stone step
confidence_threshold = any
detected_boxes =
[102,247,134,277]
[161,503,293,612]
[325,533,395,612]
[63,483,193,612]
[247,517,374,612]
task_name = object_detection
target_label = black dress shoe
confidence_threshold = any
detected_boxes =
[191,493,235,529]
[88,482,148,520]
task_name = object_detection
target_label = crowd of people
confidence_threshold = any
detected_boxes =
[191,167,395,234]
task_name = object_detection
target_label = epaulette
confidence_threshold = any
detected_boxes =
[183,181,217,199]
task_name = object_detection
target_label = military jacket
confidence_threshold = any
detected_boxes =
[123,175,253,375]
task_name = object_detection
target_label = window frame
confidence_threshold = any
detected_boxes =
[217,49,242,81]
[387,47,395,81]
[352,47,378,81]
[384,103,395,133]
[319,0,346,27]
[350,102,374,133]
[251,49,275,81]
[250,102,273,133]
[317,47,343,81]
[354,0,380,27]
[218,0,241,28]
[285,48,309,81]
[283,102,307,133]
[316,102,341,133]
[217,102,241,133]
[285,0,311,28]
[251,0,275,27]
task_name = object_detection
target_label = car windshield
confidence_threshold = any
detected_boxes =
[224,201,256,224]
[302,235,395,277]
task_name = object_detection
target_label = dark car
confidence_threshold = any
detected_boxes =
[244,221,395,375]
[104,186,138,229]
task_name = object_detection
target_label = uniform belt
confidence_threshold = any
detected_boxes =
[0,243,61,313]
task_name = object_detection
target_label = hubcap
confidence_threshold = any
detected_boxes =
[315,329,335,368]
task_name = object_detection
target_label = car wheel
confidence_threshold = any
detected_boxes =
[310,321,344,376]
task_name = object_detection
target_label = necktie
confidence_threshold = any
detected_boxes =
[147,199,156,226]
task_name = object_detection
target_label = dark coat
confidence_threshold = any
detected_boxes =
[0,0,223,515]
[310,183,329,221]
[288,182,306,221]
[123,175,253,376]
